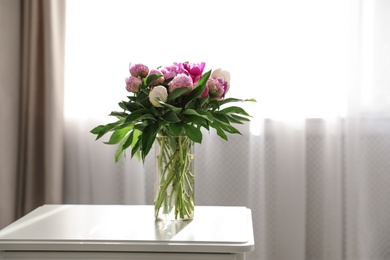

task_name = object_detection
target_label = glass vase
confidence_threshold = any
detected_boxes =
[154,135,195,221]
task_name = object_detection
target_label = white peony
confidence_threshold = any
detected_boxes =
[149,85,168,107]
[211,68,230,84]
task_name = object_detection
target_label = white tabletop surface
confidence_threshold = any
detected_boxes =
[0,205,254,253]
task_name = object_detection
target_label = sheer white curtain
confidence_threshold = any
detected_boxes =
[64,0,390,260]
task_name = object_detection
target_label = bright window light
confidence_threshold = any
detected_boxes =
[65,0,352,130]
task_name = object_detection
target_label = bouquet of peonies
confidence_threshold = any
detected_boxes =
[91,61,255,163]
[91,61,255,220]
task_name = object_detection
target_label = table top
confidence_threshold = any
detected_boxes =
[0,205,254,253]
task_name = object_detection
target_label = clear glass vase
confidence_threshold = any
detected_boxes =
[154,135,195,221]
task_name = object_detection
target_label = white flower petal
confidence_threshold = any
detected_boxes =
[149,85,168,107]
[211,68,230,83]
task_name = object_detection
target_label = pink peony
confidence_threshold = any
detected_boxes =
[168,73,193,94]
[211,68,230,95]
[125,76,142,93]
[129,63,149,78]
[148,69,165,86]
[183,62,206,85]
[200,85,209,98]
[207,77,226,99]
[161,62,186,79]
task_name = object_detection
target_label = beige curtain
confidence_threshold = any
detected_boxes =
[0,0,66,229]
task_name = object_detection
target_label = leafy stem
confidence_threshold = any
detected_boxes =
[154,135,195,220]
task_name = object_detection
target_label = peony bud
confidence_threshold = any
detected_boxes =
[149,85,168,107]
[211,68,230,95]
[207,77,225,99]
[149,69,165,86]
[183,62,206,85]
[125,76,142,93]
[168,73,193,94]
[161,62,186,79]
[200,85,209,98]
[129,63,149,78]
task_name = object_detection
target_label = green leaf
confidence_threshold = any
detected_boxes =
[206,99,220,111]
[168,123,183,136]
[229,114,251,123]
[90,125,104,135]
[213,113,230,124]
[246,98,257,102]
[132,129,142,146]
[160,102,182,114]
[222,123,241,135]
[136,90,151,105]
[216,127,228,140]
[162,110,181,122]
[183,124,202,143]
[127,96,137,102]
[114,129,137,162]
[168,88,190,102]
[219,106,251,116]
[119,102,127,110]
[141,122,159,161]
[224,114,244,124]
[133,122,147,131]
[109,111,128,119]
[123,102,144,112]
[210,122,228,141]
[184,116,206,127]
[93,120,124,140]
[219,97,256,106]
[182,70,211,107]
[133,113,156,123]
[114,137,127,162]
[130,129,142,161]
[124,109,155,124]
[104,125,133,145]
[196,96,208,108]
[203,122,210,131]
[144,74,162,86]
[195,70,211,89]
[219,98,243,106]
[114,122,133,130]
[131,140,141,161]
[196,110,214,122]
[213,118,242,135]
[183,109,212,121]
[122,130,135,151]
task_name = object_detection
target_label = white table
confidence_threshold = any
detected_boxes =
[0,205,254,260]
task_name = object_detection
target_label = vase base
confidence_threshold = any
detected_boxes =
[155,217,193,222]
[155,208,194,222]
